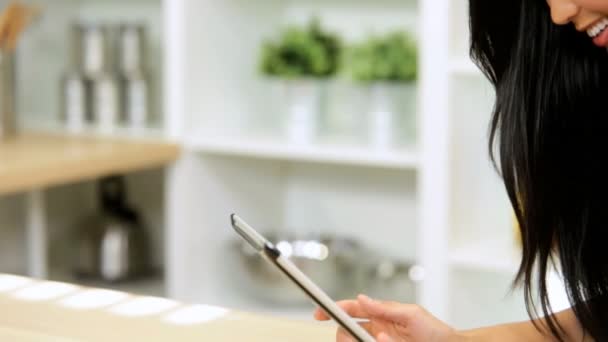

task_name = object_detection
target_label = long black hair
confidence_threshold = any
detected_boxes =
[469,0,608,340]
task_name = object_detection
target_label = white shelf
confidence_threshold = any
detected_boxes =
[449,57,481,76]
[187,136,419,170]
[449,240,521,274]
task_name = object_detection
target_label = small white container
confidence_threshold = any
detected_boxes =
[282,79,324,145]
[368,82,416,150]
[322,80,368,143]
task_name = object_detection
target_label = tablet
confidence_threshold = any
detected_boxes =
[230,214,376,342]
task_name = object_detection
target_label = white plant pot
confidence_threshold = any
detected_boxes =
[323,80,368,143]
[368,82,416,150]
[283,79,323,145]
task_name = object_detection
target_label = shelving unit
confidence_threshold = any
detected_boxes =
[1,0,563,330]
[165,0,430,321]
[0,132,178,283]
[187,136,418,170]
[5,0,170,299]
[161,0,531,328]
[18,0,165,131]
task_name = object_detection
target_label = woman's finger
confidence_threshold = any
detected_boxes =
[358,294,420,323]
[314,300,369,321]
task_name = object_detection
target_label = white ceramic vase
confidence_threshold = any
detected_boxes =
[283,79,323,145]
[368,82,416,150]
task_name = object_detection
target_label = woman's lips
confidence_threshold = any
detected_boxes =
[586,17,608,47]
[593,28,608,47]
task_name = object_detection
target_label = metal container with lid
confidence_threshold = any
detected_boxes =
[117,23,152,130]
[118,23,147,75]
[230,230,420,306]
[74,175,151,283]
[91,72,120,132]
[60,70,88,132]
[231,232,364,305]
[122,71,151,129]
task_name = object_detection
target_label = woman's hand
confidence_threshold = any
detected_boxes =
[314,294,464,342]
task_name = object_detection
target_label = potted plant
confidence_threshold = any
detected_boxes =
[348,31,417,149]
[259,18,341,145]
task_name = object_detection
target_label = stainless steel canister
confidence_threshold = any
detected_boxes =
[61,71,88,132]
[91,72,120,133]
[0,51,16,140]
[71,23,113,77]
[118,23,147,74]
[123,71,151,128]
[118,23,151,129]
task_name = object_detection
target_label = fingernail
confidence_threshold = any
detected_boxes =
[358,294,373,302]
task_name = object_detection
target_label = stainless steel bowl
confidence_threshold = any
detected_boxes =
[231,232,364,305]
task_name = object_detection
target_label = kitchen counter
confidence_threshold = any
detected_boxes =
[0,132,180,196]
[0,274,334,341]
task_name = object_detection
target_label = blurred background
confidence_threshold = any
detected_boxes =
[0,0,567,331]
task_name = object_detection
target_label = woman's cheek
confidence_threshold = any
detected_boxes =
[575,0,608,14]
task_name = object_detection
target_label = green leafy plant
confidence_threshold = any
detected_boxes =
[349,31,417,83]
[259,18,341,78]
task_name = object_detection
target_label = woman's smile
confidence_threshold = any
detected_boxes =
[547,0,608,47]
[583,17,608,47]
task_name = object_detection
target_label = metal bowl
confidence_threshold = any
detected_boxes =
[230,232,364,305]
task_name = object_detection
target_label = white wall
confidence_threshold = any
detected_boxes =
[449,269,527,329]
[449,75,513,246]
[283,163,417,261]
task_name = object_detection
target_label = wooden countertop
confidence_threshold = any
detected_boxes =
[0,132,180,196]
[0,274,335,341]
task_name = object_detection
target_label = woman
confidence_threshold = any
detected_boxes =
[315,0,608,341]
